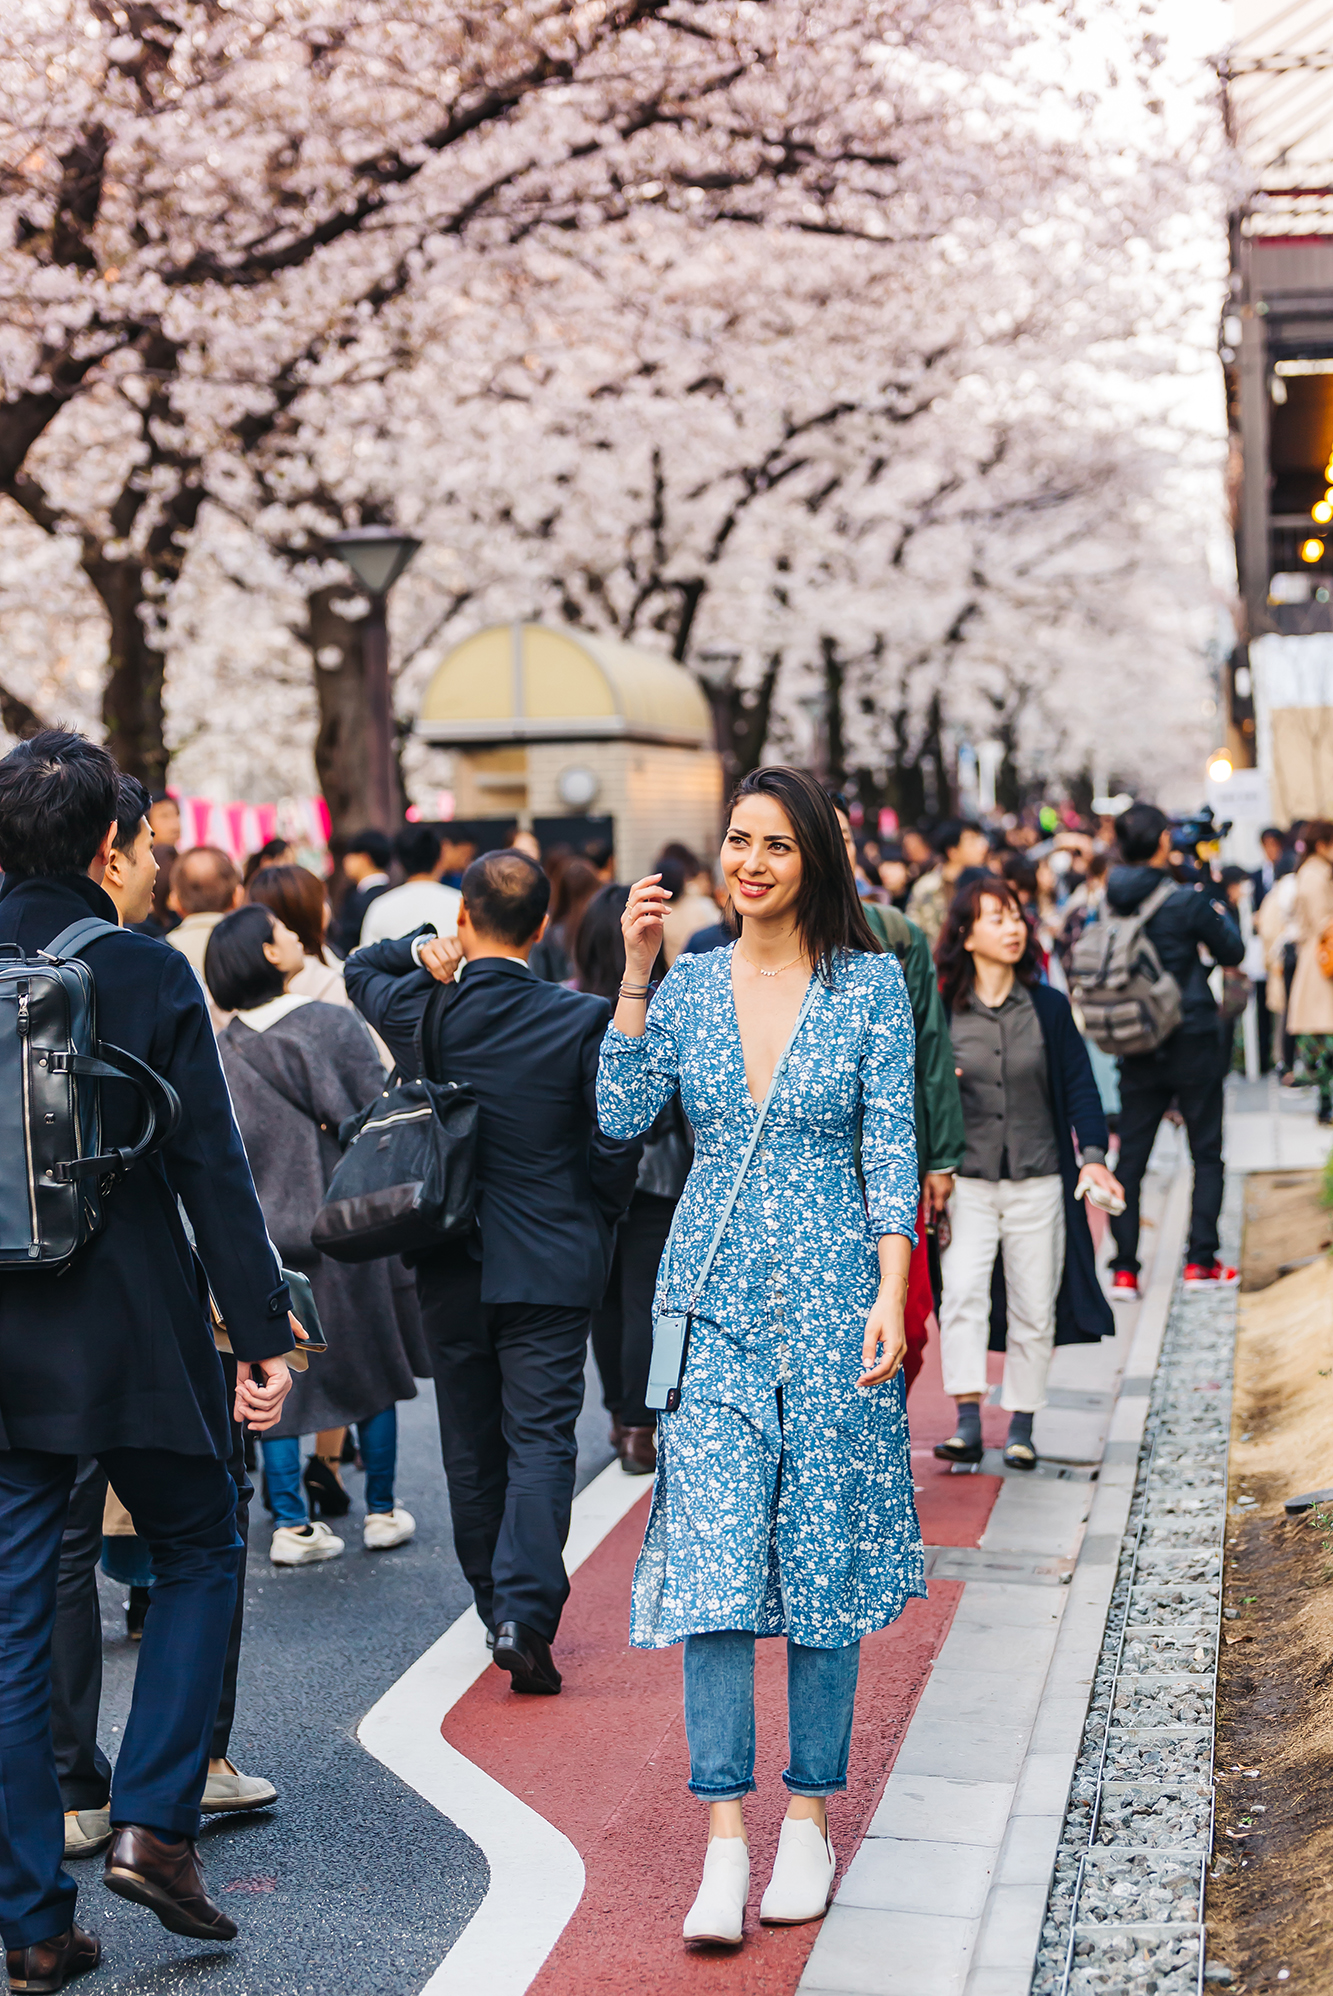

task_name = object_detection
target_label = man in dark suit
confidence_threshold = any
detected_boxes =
[330,828,392,955]
[0,731,296,1991]
[346,850,640,1696]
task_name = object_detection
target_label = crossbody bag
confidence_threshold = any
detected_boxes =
[646,979,817,1413]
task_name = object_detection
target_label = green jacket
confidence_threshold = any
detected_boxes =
[863,902,965,1178]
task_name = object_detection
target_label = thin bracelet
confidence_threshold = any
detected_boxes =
[618,982,650,1002]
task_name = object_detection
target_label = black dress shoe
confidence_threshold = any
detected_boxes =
[6,1926,100,1993]
[103,1825,237,1942]
[933,1435,984,1464]
[492,1620,561,1695]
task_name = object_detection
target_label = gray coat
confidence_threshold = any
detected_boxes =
[218,1001,417,1435]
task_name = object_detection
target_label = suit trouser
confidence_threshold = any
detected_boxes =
[589,1191,675,1429]
[938,1176,1066,1410]
[49,1460,113,1812]
[418,1252,588,1641]
[1109,1033,1225,1276]
[0,1445,238,1950]
[48,1359,252,1805]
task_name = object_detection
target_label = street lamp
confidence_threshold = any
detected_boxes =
[328,525,422,831]
[695,647,742,785]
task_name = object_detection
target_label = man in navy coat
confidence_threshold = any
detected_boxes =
[0,732,296,1991]
[346,849,640,1696]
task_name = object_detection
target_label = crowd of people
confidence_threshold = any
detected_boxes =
[0,728,1284,1985]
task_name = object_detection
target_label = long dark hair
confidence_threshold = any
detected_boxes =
[935,876,1041,1015]
[574,884,667,1000]
[726,766,879,984]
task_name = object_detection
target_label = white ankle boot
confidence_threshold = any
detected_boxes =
[759,1815,836,1924]
[683,1836,750,1945]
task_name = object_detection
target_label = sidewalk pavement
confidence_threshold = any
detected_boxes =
[798,1083,1328,1996]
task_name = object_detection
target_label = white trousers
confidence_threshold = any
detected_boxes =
[938,1175,1066,1411]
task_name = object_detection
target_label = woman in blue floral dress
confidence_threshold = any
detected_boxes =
[597,767,923,1948]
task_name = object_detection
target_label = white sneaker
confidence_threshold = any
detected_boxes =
[64,1806,112,1858]
[363,1507,416,1551]
[270,1520,344,1566]
[683,1835,749,1945]
[759,1816,836,1925]
[201,1759,277,1813]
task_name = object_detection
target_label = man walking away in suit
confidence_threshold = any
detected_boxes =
[346,850,640,1697]
[330,829,392,956]
[0,732,297,1992]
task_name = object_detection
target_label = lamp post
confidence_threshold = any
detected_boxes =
[328,526,422,831]
[695,647,742,788]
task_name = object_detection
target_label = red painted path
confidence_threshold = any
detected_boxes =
[440,1334,1010,1994]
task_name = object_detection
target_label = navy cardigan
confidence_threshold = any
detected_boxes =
[1030,981,1115,1344]
[963,979,1114,1349]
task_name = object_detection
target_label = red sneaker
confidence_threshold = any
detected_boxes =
[1182,1263,1240,1290]
[1110,1270,1140,1299]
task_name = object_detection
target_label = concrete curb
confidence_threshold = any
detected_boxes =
[961,1164,1193,1995]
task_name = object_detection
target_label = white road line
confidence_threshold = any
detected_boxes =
[357,1459,651,1995]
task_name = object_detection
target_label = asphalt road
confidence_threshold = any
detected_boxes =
[76,1360,616,1995]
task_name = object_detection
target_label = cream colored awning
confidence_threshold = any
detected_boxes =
[417,621,712,748]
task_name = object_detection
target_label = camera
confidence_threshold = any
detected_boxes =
[1170,806,1231,860]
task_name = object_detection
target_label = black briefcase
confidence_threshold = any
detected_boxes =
[310,1075,477,1264]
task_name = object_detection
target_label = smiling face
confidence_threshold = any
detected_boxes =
[721,793,804,928]
[963,892,1029,969]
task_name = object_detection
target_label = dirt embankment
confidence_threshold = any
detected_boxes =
[1207,1171,1333,1992]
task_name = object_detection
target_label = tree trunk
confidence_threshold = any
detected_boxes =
[86,557,168,788]
[303,587,403,841]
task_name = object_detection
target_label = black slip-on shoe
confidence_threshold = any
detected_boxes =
[932,1435,984,1464]
[492,1620,562,1695]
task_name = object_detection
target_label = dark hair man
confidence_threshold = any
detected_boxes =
[330,828,393,955]
[102,777,158,929]
[905,818,991,946]
[346,850,641,1697]
[1106,801,1245,1298]
[358,824,461,947]
[146,791,181,848]
[0,731,296,1983]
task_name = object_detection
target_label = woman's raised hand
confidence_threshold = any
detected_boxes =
[622,873,671,981]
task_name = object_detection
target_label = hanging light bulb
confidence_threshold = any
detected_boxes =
[1301,538,1326,563]
[1314,501,1333,524]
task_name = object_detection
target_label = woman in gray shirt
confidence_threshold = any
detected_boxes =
[931,879,1123,1468]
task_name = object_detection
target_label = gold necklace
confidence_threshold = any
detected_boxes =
[738,946,804,979]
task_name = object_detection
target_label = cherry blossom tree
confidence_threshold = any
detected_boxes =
[0,0,1227,821]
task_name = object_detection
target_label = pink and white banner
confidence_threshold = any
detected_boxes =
[174,794,331,864]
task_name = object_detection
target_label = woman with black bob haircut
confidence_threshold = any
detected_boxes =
[931,875,1121,1474]
[596,766,922,1949]
[204,904,420,1568]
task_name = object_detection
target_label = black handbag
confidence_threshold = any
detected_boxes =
[310,1073,477,1264]
[311,975,477,1265]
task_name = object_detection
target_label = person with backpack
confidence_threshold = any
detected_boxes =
[1075,802,1244,1297]
[0,732,298,1990]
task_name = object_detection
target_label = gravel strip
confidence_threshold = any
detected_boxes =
[1032,1197,1239,1996]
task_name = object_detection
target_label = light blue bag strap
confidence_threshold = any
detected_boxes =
[660,976,819,1310]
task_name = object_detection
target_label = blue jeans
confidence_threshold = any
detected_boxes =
[262,1407,398,1527]
[682,1630,861,1801]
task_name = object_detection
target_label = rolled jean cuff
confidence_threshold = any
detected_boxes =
[687,1778,757,1801]
[783,1773,849,1797]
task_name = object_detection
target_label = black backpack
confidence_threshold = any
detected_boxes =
[0,917,182,1272]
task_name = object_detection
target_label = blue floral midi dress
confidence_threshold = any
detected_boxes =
[596,943,927,1651]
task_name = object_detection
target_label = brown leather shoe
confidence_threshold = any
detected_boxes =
[617,1425,657,1475]
[6,1925,100,1992]
[102,1826,237,1942]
